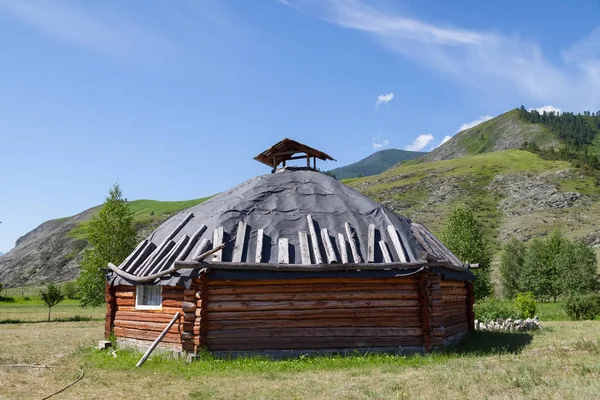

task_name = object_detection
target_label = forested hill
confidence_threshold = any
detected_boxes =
[328,149,426,179]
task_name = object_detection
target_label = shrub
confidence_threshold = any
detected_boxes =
[474,298,519,322]
[40,284,65,321]
[500,237,526,299]
[61,281,79,300]
[514,292,536,319]
[563,294,600,320]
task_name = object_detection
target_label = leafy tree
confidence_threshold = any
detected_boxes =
[40,284,65,321]
[499,236,526,299]
[559,241,599,296]
[61,281,79,300]
[442,205,492,300]
[521,232,566,302]
[77,183,137,308]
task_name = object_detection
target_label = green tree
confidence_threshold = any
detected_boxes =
[61,281,79,300]
[76,183,137,308]
[560,241,599,296]
[442,205,492,300]
[40,284,65,321]
[521,231,568,302]
[499,236,526,299]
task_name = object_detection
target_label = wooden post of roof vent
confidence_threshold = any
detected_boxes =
[253,138,336,172]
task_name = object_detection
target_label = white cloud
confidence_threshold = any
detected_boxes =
[405,134,434,151]
[372,135,389,150]
[456,115,494,133]
[283,0,600,111]
[439,135,452,147]
[375,92,394,108]
[529,105,562,114]
[0,0,175,65]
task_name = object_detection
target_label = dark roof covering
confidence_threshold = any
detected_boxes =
[254,138,336,168]
[108,169,473,286]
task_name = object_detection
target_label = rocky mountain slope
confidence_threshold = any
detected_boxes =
[328,149,426,179]
[0,198,207,288]
[422,110,560,162]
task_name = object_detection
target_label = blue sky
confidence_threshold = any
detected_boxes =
[1,0,600,252]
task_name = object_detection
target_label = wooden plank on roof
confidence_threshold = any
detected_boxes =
[387,225,408,263]
[149,235,190,275]
[255,229,264,263]
[166,212,194,241]
[320,228,338,264]
[120,240,147,271]
[379,241,392,263]
[125,242,156,273]
[306,215,323,264]
[337,233,348,264]
[139,240,175,276]
[231,221,247,263]
[177,225,207,261]
[278,238,289,264]
[298,231,311,264]
[345,222,362,263]
[192,239,211,261]
[367,224,375,263]
[212,227,224,262]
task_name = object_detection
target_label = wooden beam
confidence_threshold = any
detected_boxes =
[337,233,348,264]
[231,221,247,263]
[148,235,190,275]
[367,224,375,263]
[177,225,207,261]
[320,228,338,264]
[124,242,156,273]
[278,238,289,264]
[191,238,210,261]
[306,215,323,264]
[345,222,362,263]
[387,225,408,263]
[136,312,180,367]
[379,241,392,263]
[255,229,264,263]
[119,240,147,270]
[212,227,224,262]
[298,231,311,264]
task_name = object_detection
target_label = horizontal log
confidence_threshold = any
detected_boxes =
[209,291,419,302]
[207,299,420,312]
[207,327,423,339]
[442,300,467,310]
[207,337,424,351]
[441,287,467,296]
[443,313,468,327]
[114,320,181,334]
[444,321,469,337]
[207,283,419,296]
[206,317,422,331]
[115,311,179,323]
[115,291,135,298]
[438,308,466,318]
[115,306,182,314]
[184,289,198,296]
[113,327,181,343]
[442,295,467,302]
[206,307,421,321]
[161,292,185,301]
[183,312,196,322]
[206,277,419,286]
[182,301,197,312]
[440,281,467,287]
[162,299,183,308]
[116,298,134,306]
[432,327,445,337]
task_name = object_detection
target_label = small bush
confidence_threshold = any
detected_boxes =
[62,281,79,300]
[515,292,536,319]
[474,298,519,322]
[563,294,600,320]
[23,296,31,301]
[0,295,15,303]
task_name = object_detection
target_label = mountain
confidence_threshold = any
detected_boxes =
[0,198,208,288]
[0,252,4,257]
[328,149,426,179]
[422,110,560,162]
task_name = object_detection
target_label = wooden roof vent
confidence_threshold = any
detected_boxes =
[254,138,336,172]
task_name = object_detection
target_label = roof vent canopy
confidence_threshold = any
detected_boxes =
[254,138,336,171]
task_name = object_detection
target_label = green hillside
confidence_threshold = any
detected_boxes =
[328,149,426,179]
[346,149,600,280]
[422,110,560,162]
[69,198,210,240]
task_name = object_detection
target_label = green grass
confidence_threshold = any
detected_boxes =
[0,297,104,322]
[69,197,210,239]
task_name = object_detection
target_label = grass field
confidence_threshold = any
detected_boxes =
[0,298,104,322]
[1,320,599,399]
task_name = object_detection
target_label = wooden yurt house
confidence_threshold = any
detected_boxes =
[106,139,475,357]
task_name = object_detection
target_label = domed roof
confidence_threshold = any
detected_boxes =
[109,169,471,286]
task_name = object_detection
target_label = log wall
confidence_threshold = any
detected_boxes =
[440,280,470,345]
[200,277,424,352]
[107,274,474,354]
[112,285,185,351]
